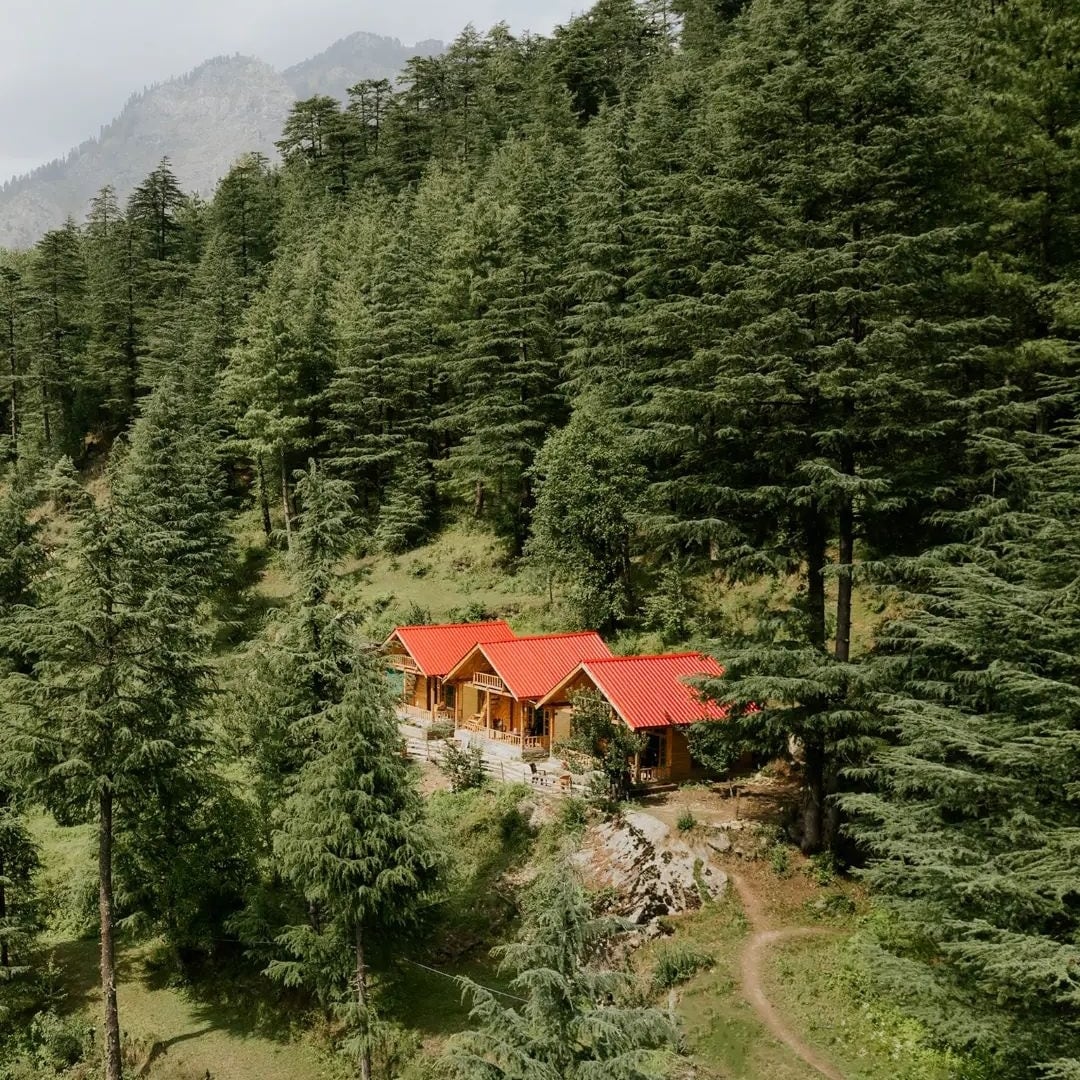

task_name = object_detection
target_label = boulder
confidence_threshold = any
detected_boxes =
[573,811,728,923]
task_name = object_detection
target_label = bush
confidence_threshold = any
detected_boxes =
[440,741,487,792]
[676,808,697,832]
[29,1011,90,1070]
[652,941,713,989]
[558,797,589,836]
[769,843,792,877]
[806,851,836,887]
[426,721,455,741]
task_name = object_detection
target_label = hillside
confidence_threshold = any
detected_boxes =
[0,33,442,249]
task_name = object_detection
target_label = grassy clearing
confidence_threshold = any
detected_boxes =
[764,935,971,1080]
[28,812,328,1080]
[24,783,540,1080]
[643,852,958,1080]
[248,521,556,636]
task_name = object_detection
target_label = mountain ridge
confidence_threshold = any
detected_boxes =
[0,32,443,250]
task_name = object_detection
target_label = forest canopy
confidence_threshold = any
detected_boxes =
[1,0,1078,1078]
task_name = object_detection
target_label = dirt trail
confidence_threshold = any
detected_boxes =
[729,872,846,1080]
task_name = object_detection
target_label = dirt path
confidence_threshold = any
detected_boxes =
[729,872,846,1080]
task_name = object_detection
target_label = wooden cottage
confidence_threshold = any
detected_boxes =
[383,620,516,723]
[443,631,612,754]
[537,652,728,784]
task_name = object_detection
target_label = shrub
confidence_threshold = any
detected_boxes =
[806,851,836,887]
[676,808,697,832]
[652,941,713,989]
[769,843,792,877]
[426,721,455,741]
[30,1011,90,1070]
[558,797,589,836]
[440,741,487,792]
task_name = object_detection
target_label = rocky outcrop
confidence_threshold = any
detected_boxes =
[573,811,728,924]
[0,35,443,249]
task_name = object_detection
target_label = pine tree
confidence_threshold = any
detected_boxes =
[442,137,571,555]
[844,437,1080,1077]
[210,153,278,294]
[528,404,645,630]
[561,103,637,396]
[0,258,33,462]
[328,180,459,531]
[1,445,212,1080]
[444,855,676,1079]
[224,231,337,543]
[83,185,139,429]
[26,220,87,454]
[548,0,665,122]
[678,0,990,850]
[237,462,355,805]
[269,656,440,1080]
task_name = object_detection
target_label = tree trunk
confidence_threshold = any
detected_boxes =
[6,327,17,455]
[0,849,7,970]
[354,925,372,1080]
[280,450,294,548]
[804,506,827,651]
[834,452,855,664]
[256,455,272,538]
[801,737,825,854]
[98,787,123,1080]
[473,479,485,518]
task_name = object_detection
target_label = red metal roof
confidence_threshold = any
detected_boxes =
[451,632,612,700]
[384,621,516,677]
[540,652,728,730]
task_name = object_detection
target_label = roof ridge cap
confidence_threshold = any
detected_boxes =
[397,619,510,630]
[590,651,710,662]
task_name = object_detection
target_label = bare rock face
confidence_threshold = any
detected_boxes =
[0,35,444,250]
[573,811,727,924]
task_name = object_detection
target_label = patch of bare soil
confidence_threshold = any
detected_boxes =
[730,872,845,1080]
[637,762,800,836]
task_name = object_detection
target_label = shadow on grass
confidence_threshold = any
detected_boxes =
[380,953,509,1038]
[155,963,308,1046]
[46,938,100,1010]
[210,543,289,651]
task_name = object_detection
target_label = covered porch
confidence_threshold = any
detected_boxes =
[385,653,456,725]
[455,672,550,756]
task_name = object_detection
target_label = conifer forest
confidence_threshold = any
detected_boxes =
[0,1,1078,1078]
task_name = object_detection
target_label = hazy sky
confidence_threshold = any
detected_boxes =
[1,0,578,185]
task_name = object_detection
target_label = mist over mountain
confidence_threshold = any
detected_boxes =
[0,32,442,250]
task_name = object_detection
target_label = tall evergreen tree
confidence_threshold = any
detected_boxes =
[0,259,32,461]
[844,437,1080,1077]
[681,0,991,850]
[445,856,676,1079]
[442,137,571,554]
[26,220,87,454]
[224,231,337,542]
[1,444,212,1080]
[528,404,645,630]
[269,657,439,1080]
[83,186,139,430]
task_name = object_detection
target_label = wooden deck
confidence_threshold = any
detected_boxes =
[459,715,548,753]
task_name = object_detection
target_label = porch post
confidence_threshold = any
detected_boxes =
[632,750,641,785]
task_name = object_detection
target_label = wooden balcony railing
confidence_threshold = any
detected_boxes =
[386,655,421,675]
[633,765,671,786]
[471,672,508,693]
[457,718,549,753]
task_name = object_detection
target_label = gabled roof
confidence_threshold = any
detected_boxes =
[538,652,728,731]
[446,631,612,701]
[383,620,516,677]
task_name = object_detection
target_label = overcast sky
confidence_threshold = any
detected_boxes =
[1,0,578,185]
